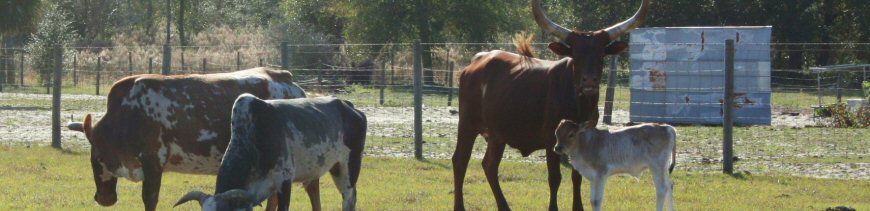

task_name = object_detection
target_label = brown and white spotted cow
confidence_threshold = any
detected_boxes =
[67,67,306,211]
[174,94,367,211]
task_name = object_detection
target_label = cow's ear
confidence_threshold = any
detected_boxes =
[605,41,628,55]
[548,42,571,56]
[83,114,93,144]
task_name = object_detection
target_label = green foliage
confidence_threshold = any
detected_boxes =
[23,2,79,86]
[825,103,870,128]
[0,0,41,36]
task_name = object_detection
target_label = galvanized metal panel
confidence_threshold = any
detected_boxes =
[629,26,772,125]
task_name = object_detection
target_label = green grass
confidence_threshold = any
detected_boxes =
[0,145,868,210]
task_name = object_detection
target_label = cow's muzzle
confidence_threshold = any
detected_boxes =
[580,87,599,96]
[95,192,118,206]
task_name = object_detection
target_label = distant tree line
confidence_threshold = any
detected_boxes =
[2,0,869,74]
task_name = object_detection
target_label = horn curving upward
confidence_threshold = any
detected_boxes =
[174,191,211,207]
[532,0,571,41]
[603,0,651,40]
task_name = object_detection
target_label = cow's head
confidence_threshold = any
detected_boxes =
[175,189,257,211]
[553,119,591,156]
[532,0,649,96]
[69,114,142,206]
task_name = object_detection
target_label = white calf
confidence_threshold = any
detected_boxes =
[554,120,677,211]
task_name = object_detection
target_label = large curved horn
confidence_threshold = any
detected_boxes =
[174,191,211,207]
[532,0,571,40]
[604,0,652,40]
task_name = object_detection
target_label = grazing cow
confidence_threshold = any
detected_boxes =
[554,120,676,211]
[452,0,650,210]
[174,94,367,211]
[67,67,306,211]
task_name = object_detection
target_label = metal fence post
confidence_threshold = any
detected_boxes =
[447,61,454,107]
[281,42,289,71]
[148,57,153,74]
[723,39,735,174]
[96,57,102,95]
[836,72,842,103]
[603,53,619,124]
[202,58,207,73]
[380,60,386,105]
[413,40,424,159]
[52,45,63,149]
[181,50,186,73]
[236,51,241,70]
[259,58,264,67]
[162,44,171,75]
[390,46,395,85]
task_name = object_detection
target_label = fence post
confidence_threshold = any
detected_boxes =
[380,60,386,105]
[52,45,63,149]
[723,39,735,174]
[202,58,207,73]
[148,57,153,74]
[236,51,241,70]
[603,53,619,124]
[413,40,424,159]
[817,71,822,106]
[317,59,323,87]
[96,57,102,95]
[836,72,842,103]
[390,45,395,85]
[128,51,133,74]
[20,52,24,86]
[259,58,264,67]
[162,44,171,75]
[281,42,289,71]
[181,50,186,73]
[447,62,454,107]
[73,53,78,86]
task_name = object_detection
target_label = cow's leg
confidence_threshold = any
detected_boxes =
[265,194,279,211]
[545,150,562,211]
[482,141,509,210]
[589,176,607,211]
[452,118,478,211]
[277,180,293,211]
[572,169,584,211]
[140,154,163,211]
[330,162,356,211]
[304,178,322,211]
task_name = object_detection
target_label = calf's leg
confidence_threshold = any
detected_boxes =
[651,166,673,211]
[589,175,607,211]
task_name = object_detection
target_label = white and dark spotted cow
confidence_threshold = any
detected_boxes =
[67,67,306,211]
[174,94,367,211]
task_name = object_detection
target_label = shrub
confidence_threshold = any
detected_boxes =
[23,3,79,86]
[826,103,870,128]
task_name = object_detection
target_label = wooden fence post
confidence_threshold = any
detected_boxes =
[148,57,153,74]
[413,40,424,159]
[20,52,24,86]
[236,51,241,70]
[128,51,133,74]
[723,39,735,174]
[73,53,78,86]
[52,45,63,149]
[380,60,386,105]
[447,62,454,107]
[96,56,102,95]
[162,44,171,75]
[202,58,207,73]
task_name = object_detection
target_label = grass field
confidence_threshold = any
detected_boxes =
[0,145,868,210]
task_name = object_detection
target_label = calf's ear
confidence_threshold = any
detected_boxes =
[83,114,94,143]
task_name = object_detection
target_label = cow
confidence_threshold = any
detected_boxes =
[67,67,306,211]
[451,0,651,210]
[554,120,676,211]
[174,94,367,211]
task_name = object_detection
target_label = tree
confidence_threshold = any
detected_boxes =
[24,2,79,86]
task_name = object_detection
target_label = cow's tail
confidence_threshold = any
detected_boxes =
[667,125,677,174]
[513,31,536,58]
[341,100,366,189]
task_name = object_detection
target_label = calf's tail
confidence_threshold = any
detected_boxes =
[667,126,677,174]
